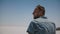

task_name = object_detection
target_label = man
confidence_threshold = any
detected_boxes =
[26,5,56,34]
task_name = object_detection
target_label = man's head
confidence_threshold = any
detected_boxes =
[33,5,45,19]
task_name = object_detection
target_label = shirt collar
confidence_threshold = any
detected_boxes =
[33,16,48,22]
[40,16,47,19]
[34,16,47,19]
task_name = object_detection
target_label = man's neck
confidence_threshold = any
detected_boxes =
[34,16,47,19]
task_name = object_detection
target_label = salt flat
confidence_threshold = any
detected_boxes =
[0,26,60,34]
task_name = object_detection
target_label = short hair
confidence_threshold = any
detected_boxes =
[33,5,45,15]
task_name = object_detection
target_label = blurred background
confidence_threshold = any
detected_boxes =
[0,0,60,34]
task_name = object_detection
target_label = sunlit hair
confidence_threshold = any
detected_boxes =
[33,5,45,19]
[33,5,45,15]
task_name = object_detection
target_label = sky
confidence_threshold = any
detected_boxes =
[0,0,60,27]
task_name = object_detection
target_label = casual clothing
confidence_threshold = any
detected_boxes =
[27,17,56,34]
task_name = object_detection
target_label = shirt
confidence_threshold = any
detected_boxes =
[27,17,56,34]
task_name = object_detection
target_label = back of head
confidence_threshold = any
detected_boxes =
[33,5,45,19]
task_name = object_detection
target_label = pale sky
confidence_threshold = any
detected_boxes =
[0,0,60,27]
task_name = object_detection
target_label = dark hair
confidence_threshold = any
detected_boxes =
[33,5,45,19]
[33,5,45,15]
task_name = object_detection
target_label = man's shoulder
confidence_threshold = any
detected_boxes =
[31,19,55,25]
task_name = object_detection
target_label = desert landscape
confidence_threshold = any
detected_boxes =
[0,26,60,34]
